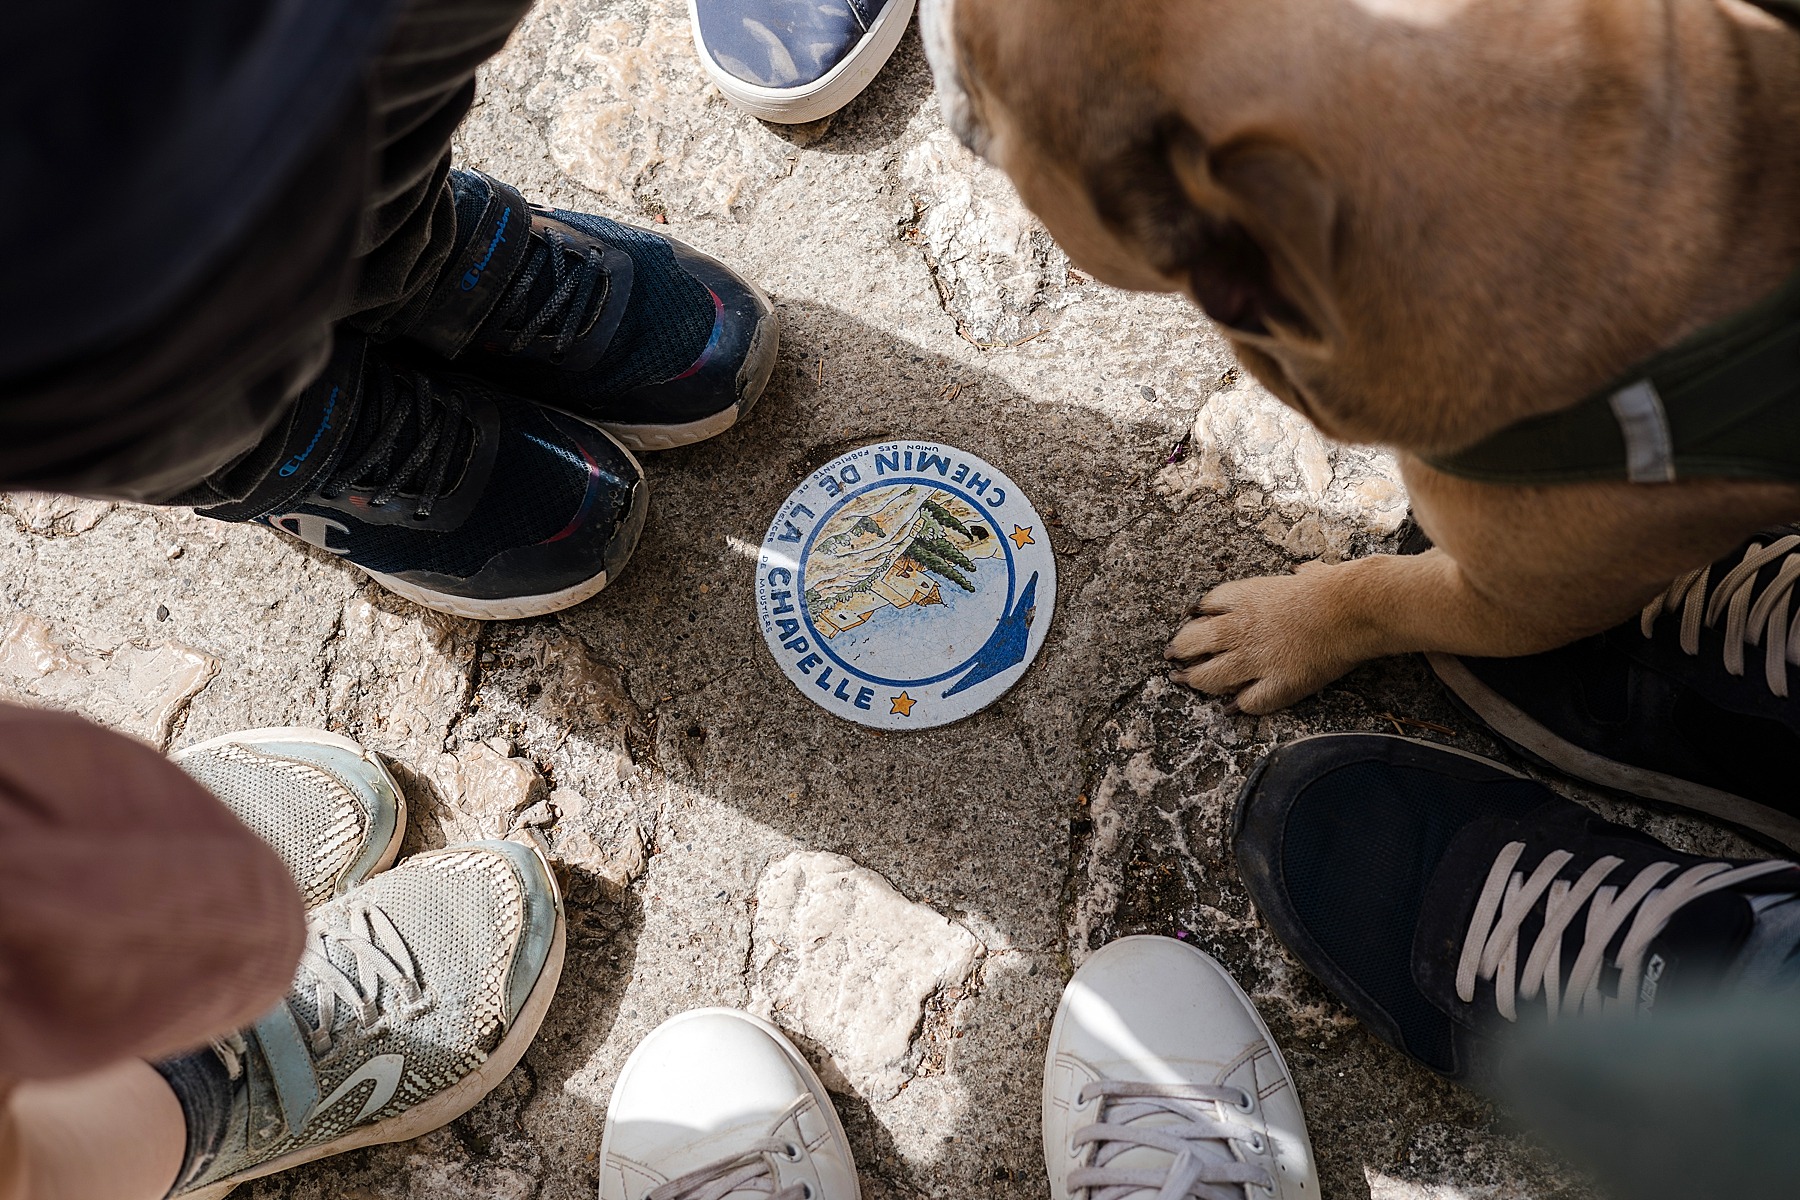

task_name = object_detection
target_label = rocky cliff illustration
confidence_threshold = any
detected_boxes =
[804,487,1003,637]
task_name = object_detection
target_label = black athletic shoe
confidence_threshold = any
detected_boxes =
[1232,734,1800,1091]
[196,335,646,620]
[1420,529,1800,851]
[398,170,778,452]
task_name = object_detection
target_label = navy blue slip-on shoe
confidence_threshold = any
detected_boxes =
[1414,528,1800,852]
[690,0,917,123]
[196,335,647,621]
[400,170,778,453]
[1232,733,1800,1092]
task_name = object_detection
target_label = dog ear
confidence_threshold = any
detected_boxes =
[1089,119,1340,346]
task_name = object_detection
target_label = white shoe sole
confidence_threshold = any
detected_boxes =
[182,852,569,1200]
[603,403,744,454]
[174,727,410,888]
[1427,651,1800,851]
[689,0,917,124]
[598,1007,862,1200]
[356,437,649,622]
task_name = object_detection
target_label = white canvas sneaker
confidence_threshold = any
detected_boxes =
[1044,936,1319,1200]
[598,1008,860,1200]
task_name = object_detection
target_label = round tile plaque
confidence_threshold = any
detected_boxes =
[755,441,1056,730]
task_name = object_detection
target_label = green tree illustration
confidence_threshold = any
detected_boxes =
[916,536,975,572]
[921,500,973,541]
[906,543,975,592]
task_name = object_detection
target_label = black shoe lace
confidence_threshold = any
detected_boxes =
[488,225,606,360]
[316,363,472,520]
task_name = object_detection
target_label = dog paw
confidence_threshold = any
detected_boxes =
[1166,562,1362,713]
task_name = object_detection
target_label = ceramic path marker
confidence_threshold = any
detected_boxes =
[756,441,1056,730]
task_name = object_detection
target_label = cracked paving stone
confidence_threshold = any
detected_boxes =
[1,493,115,537]
[751,851,983,1102]
[0,612,218,749]
[1158,374,1410,561]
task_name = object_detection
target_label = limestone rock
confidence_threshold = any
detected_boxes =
[900,128,1078,347]
[544,787,647,901]
[1158,377,1410,559]
[750,851,983,1101]
[430,740,547,842]
[0,613,218,748]
[327,597,480,763]
[495,0,800,220]
[1,493,115,537]
[512,625,644,739]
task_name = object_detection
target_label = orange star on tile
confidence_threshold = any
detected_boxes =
[1009,524,1036,549]
[890,691,917,717]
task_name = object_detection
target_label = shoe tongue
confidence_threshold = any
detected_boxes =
[499,234,605,339]
[288,912,401,1039]
[1635,887,1756,1015]
[336,368,477,499]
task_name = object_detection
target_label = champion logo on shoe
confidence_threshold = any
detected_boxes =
[268,513,352,555]
[279,387,341,480]
[460,207,513,293]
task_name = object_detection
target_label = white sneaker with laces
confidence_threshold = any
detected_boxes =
[1044,936,1319,1200]
[598,1008,860,1200]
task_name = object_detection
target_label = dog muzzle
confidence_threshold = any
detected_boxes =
[919,0,990,157]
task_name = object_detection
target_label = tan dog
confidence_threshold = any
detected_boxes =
[920,0,1800,712]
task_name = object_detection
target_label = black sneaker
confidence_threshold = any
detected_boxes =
[398,170,778,453]
[1232,734,1800,1091]
[195,335,646,621]
[1419,529,1800,851]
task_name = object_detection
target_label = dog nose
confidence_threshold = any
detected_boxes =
[920,0,989,157]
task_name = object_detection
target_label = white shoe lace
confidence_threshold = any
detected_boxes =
[210,899,425,1076]
[1641,533,1800,696]
[647,1139,810,1200]
[1069,1081,1273,1200]
[295,900,425,1052]
[1456,842,1792,1022]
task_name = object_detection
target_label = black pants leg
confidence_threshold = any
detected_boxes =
[0,0,533,503]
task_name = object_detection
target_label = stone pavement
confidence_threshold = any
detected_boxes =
[0,5,1766,1198]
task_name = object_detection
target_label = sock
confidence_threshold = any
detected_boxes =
[1734,892,1800,992]
[152,1048,235,1194]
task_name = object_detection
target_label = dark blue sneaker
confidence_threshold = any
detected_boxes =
[689,0,916,123]
[197,335,646,621]
[1233,733,1800,1091]
[401,171,778,453]
[1420,529,1800,852]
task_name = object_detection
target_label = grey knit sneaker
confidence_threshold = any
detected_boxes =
[173,840,566,1199]
[173,728,407,909]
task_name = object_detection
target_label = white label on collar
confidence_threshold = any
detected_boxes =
[755,441,1056,730]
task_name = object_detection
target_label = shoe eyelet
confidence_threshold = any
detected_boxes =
[1235,1089,1256,1113]
[781,1142,803,1162]
[1245,1133,1267,1155]
[801,1185,814,1200]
